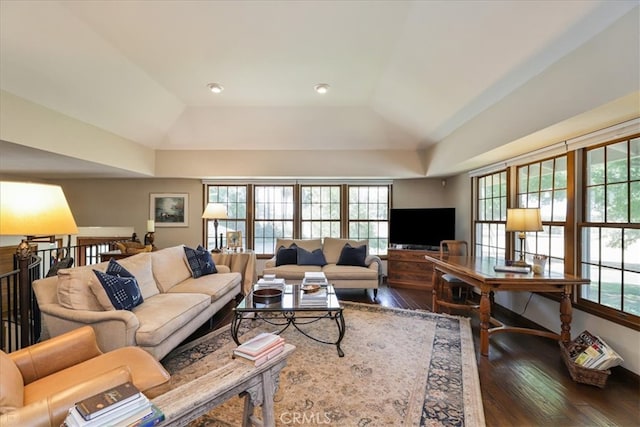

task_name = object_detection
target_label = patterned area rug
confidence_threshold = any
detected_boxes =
[162,302,485,427]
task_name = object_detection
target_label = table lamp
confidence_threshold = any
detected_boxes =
[144,219,155,248]
[202,203,228,252]
[506,208,543,268]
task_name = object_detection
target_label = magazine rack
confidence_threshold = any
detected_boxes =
[559,341,611,388]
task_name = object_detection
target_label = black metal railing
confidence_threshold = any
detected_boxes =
[0,239,127,352]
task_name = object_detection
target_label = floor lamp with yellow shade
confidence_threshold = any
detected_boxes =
[0,181,79,346]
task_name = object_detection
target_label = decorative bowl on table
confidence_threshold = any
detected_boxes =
[252,288,283,304]
[301,284,321,293]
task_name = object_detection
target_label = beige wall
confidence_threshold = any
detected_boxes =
[51,178,204,249]
[392,175,472,242]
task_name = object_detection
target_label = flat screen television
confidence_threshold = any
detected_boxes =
[389,208,455,249]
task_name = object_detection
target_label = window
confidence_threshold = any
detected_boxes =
[580,137,640,323]
[254,185,295,254]
[516,155,569,274]
[474,171,508,258]
[348,186,389,255]
[204,183,390,256]
[300,185,341,239]
[205,185,247,249]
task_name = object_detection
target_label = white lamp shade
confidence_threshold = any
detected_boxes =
[202,203,228,219]
[0,181,79,236]
[506,208,543,232]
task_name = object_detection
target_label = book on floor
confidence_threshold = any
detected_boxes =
[75,381,141,421]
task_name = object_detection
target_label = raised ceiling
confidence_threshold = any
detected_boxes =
[0,0,638,178]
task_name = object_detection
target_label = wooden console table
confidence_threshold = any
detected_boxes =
[425,255,589,357]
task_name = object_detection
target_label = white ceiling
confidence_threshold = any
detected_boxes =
[0,0,638,177]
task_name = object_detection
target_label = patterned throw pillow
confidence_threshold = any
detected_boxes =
[184,246,217,278]
[337,243,367,267]
[275,244,298,266]
[297,246,327,266]
[105,258,134,277]
[92,269,143,311]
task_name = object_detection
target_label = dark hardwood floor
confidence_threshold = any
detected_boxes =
[201,283,640,427]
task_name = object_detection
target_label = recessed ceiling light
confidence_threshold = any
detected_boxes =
[207,83,224,94]
[314,83,330,94]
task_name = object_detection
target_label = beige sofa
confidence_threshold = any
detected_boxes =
[262,238,382,297]
[33,245,242,360]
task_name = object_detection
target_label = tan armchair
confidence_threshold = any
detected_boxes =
[0,326,170,427]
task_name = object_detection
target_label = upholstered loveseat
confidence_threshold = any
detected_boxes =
[33,245,242,360]
[262,238,382,297]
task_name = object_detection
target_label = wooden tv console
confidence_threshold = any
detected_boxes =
[387,248,439,301]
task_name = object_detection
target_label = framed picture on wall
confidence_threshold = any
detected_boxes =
[150,193,189,227]
[226,231,242,248]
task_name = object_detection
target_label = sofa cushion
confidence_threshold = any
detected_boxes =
[0,350,23,413]
[132,293,211,347]
[262,264,322,280]
[275,244,298,266]
[297,247,327,266]
[322,264,378,280]
[166,272,241,302]
[150,246,192,293]
[57,264,108,311]
[117,253,159,299]
[322,238,368,264]
[274,238,321,253]
[337,243,367,267]
[92,270,144,311]
[184,246,217,278]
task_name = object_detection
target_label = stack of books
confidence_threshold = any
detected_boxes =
[302,271,328,286]
[255,274,286,290]
[567,330,624,370]
[63,382,164,427]
[299,285,328,306]
[233,332,285,367]
[493,264,530,274]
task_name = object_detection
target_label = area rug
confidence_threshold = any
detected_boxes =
[162,302,485,427]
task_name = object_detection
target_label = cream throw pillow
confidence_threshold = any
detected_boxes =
[56,264,107,311]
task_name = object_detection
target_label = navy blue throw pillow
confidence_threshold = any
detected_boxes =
[184,246,217,278]
[337,243,367,267]
[106,258,134,277]
[93,270,143,311]
[297,246,327,266]
[275,244,298,266]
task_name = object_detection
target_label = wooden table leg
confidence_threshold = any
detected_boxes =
[559,286,573,343]
[479,288,491,356]
[260,369,276,427]
[432,268,439,313]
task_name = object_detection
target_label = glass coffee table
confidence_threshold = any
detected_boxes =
[232,283,346,357]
